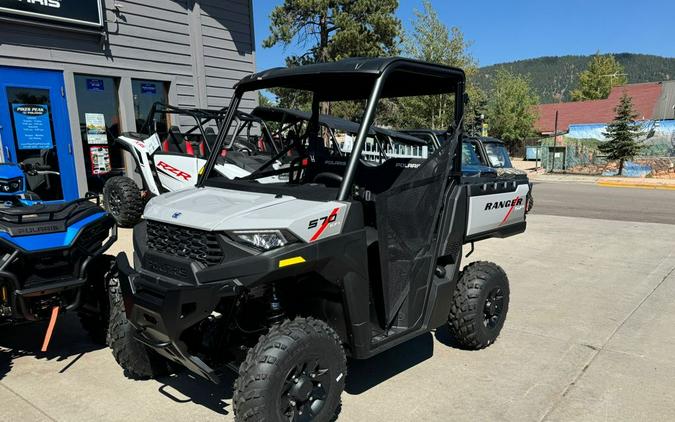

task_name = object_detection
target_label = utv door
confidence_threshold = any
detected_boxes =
[374,136,459,329]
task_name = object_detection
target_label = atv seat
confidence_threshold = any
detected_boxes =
[163,126,185,153]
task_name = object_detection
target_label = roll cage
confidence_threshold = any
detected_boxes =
[198,57,466,201]
[138,102,280,156]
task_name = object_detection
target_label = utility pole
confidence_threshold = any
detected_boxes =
[550,110,559,172]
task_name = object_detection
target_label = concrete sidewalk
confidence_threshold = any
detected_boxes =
[2,214,675,421]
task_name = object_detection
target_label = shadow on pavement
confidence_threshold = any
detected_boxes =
[0,313,104,381]
[144,332,438,412]
[156,370,235,416]
[346,332,434,395]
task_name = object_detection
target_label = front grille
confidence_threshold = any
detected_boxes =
[146,221,223,267]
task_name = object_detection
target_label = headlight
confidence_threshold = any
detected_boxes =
[229,229,298,251]
[0,178,22,193]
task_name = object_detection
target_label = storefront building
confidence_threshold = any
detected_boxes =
[0,0,256,200]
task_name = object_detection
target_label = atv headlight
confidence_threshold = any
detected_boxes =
[0,178,22,193]
[230,229,297,251]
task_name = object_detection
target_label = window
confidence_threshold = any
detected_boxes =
[132,79,168,131]
[6,87,63,200]
[74,75,122,192]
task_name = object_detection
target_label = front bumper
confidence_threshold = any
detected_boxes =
[116,253,240,383]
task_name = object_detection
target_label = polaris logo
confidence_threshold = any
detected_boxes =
[16,0,61,8]
[15,224,61,235]
[484,198,523,211]
[395,162,420,169]
[145,257,190,279]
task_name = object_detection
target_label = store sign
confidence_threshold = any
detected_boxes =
[12,104,53,150]
[86,79,104,92]
[141,83,157,94]
[0,0,103,27]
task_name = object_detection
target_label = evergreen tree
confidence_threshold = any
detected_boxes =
[571,53,627,101]
[486,69,539,149]
[598,92,645,176]
[263,0,402,110]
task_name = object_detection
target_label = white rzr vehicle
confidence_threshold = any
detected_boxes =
[103,104,282,227]
[108,58,529,421]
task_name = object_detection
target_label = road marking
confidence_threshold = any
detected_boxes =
[597,181,675,191]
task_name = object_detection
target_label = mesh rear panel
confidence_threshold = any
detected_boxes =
[375,136,457,325]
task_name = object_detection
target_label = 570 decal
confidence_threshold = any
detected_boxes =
[307,213,338,229]
[308,207,341,242]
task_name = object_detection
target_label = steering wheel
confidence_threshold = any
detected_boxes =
[313,172,343,187]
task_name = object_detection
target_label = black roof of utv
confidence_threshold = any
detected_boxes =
[236,57,465,101]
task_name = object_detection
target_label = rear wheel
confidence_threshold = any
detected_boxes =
[103,176,143,228]
[108,264,170,379]
[78,255,115,344]
[448,261,510,349]
[233,318,346,422]
[526,193,534,213]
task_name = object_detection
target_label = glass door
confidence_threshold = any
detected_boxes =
[0,67,78,201]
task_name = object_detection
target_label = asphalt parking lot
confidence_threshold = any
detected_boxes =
[2,184,675,421]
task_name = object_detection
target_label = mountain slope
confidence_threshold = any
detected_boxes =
[476,53,675,103]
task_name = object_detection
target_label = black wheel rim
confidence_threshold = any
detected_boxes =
[279,357,331,421]
[108,188,122,217]
[483,287,505,329]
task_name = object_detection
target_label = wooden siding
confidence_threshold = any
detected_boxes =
[0,0,256,113]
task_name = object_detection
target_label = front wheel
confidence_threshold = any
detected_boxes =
[103,176,143,228]
[448,261,510,349]
[233,318,346,422]
[108,264,170,379]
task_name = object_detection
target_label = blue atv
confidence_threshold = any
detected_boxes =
[0,162,117,349]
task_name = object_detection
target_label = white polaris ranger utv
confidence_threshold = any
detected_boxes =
[108,57,529,421]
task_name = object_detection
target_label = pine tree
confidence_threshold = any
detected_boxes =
[598,92,644,176]
[263,0,402,111]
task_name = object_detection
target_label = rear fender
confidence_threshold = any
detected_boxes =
[116,135,161,195]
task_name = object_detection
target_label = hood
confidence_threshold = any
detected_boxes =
[0,164,25,179]
[143,187,296,231]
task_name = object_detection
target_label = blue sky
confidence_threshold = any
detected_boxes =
[253,0,675,70]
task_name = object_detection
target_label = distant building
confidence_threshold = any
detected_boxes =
[536,81,675,135]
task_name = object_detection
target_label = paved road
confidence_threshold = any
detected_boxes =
[2,214,675,421]
[531,181,675,224]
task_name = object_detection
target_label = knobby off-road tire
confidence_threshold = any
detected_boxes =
[448,261,510,349]
[233,317,347,422]
[526,193,534,213]
[78,255,115,345]
[103,176,143,228]
[108,264,170,379]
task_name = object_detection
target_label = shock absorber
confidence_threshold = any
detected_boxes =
[0,284,11,317]
[267,283,285,325]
